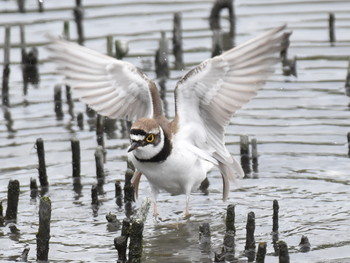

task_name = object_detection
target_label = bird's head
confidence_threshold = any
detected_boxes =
[128,118,164,160]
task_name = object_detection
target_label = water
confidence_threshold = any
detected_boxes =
[1,0,350,262]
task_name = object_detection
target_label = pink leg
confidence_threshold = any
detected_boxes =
[153,200,159,217]
[185,195,191,218]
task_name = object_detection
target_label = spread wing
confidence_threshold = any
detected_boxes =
[47,37,162,120]
[174,25,287,200]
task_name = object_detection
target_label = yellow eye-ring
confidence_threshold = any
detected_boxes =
[146,134,155,143]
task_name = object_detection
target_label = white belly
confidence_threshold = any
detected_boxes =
[128,143,212,195]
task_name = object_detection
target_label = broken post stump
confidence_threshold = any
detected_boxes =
[91,184,99,206]
[278,241,290,263]
[66,85,75,119]
[256,242,267,263]
[63,20,70,40]
[5,180,20,223]
[347,132,350,157]
[329,13,335,45]
[30,178,38,198]
[272,199,279,255]
[173,12,184,70]
[345,61,350,96]
[96,114,105,149]
[223,204,236,259]
[245,211,256,262]
[77,112,84,130]
[114,235,128,263]
[155,31,169,80]
[240,135,251,177]
[115,40,129,60]
[71,138,81,178]
[251,138,258,173]
[95,146,105,186]
[115,180,123,207]
[0,201,4,226]
[54,84,64,120]
[73,0,84,45]
[2,26,11,107]
[36,138,49,192]
[36,197,51,261]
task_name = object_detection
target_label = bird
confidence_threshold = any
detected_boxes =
[48,25,287,217]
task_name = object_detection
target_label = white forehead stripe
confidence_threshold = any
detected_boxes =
[130,134,145,141]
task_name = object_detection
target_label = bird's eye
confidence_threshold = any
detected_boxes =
[145,134,154,143]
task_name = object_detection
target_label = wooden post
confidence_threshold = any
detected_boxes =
[73,0,84,45]
[240,135,251,177]
[173,12,184,70]
[71,138,81,179]
[36,138,49,191]
[5,180,20,223]
[278,241,290,263]
[272,200,279,255]
[329,13,335,45]
[256,242,267,263]
[299,235,311,252]
[2,26,11,107]
[345,61,350,97]
[244,212,256,262]
[54,84,64,120]
[223,204,235,259]
[199,223,211,252]
[155,32,169,80]
[36,197,51,261]
[30,178,38,198]
[251,138,258,173]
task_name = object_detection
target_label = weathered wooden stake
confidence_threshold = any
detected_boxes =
[73,0,84,45]
[66,85,75,119]
[209,0,235,51]
[107,35,114,57]
[173,12,184,70]
[278,241,290,263]
[17,0,25,12]
[30,178,38,198]
[345,61,350,97]
[36,197,51,261]
[124,167,135,203]
[280,31,296,77]
[71,138,81,178]
[329,13,335,45]
[96,114,105,149]
[272,199,279,255]
[36,138,49,191]
[155,31,169,80]
[223,204,235,258]
[240,135,251,177]
[77,112,84,130]
[0,201,4,226]
[4,108,15,133]
[2,26,11,107]
[114,236,128,263]
[115,40,129,60]
[91,184,99,206]
[5,180,20,223]
[38,0,44,12]
[347,132,350,157]
[63,20,70,40]
[95,146,105,186]
[54,84,64,120]
[115,180,123,207]
[251,138,258,173]
[256,242,267,263]
[128,198,151,263]
[245,211,256,262]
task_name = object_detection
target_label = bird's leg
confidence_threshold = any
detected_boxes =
[184,194,191,219]
[153,200,159,217]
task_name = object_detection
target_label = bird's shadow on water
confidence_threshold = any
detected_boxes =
[143,218,213,263]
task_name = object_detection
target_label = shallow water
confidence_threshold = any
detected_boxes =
[1,0,350,262]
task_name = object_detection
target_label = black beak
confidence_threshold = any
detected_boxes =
[128,141,141,152]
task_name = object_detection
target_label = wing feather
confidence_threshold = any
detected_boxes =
[174,25,287,200]
[47,36,160,120]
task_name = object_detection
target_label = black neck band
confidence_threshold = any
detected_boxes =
[135,134,172,163]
